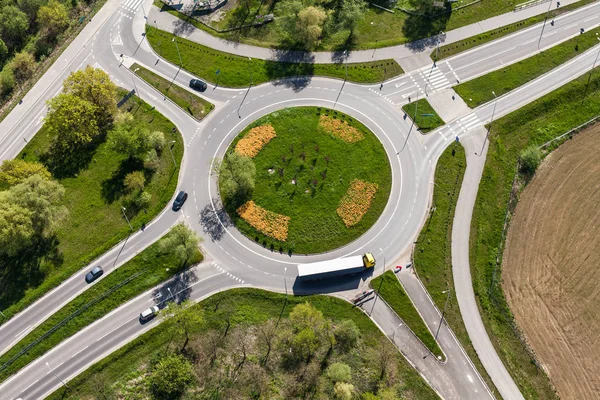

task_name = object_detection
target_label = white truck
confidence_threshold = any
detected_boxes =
[297,253,376,281]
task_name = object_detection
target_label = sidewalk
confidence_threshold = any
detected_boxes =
[149,0,583,65]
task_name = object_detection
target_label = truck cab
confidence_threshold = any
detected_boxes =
[363,252,376,268]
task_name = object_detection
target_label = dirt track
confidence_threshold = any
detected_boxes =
[503,125,600,400]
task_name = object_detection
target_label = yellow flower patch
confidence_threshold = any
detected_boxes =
[235,124,277,158]
[237,201,290,241]
[337,179,378,227]
[319,115,364,143]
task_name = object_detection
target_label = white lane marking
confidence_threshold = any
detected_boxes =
[71,345,89,359]
[542,31,557,38]
[584,15,598,22]
[564,23,578,30]
[454,46,516,72]
[14,324,32,339]
[21,378,39,394]
[521,38,537,45]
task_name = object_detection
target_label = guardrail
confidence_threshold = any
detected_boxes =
[515,0,550,12]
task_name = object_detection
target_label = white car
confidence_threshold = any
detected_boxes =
[139,305,160,322]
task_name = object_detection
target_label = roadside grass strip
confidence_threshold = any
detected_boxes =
[237,200,290,241]
[130,63,214,120]
[145,26,404,87]
[234,125,277,158]
[401,99,445,133]
[370,271,443,358]
[336,179,378,228]
[319,115,365,143]
[468,67,600,399]
[455,25,600,108]
[0,229,203,384]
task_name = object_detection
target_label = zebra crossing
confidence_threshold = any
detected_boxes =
[211,262,246,284]
[419,65,451,93]
[437,113,483,142]
[118,0,144,19]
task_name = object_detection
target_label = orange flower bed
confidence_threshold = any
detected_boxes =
[319,115,364,143]
[235,124,277,158]
[237,201,290,241]
[337,179,378,227]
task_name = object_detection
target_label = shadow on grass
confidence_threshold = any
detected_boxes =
[403,11,451,53]
[101,157,145,204]
[265,48,315,91]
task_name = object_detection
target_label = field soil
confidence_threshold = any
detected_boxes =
[502,125,600,399]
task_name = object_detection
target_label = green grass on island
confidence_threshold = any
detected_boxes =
[401,99,445,133]
[370,271,443,358]
[469,68,600,399]
[46,289,439,399]
[413,142,499,396]
[131,63,214,120]
[455,25,600,108]
[221,107,392,254]
[434,0,599,61]
[0,228,202,383]
[145,26,403,87]
[0,92,183,323]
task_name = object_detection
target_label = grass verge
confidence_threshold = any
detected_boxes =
[0,229,202,383]
[46,289,439,399]
[413,142,499,396]
[0,92,183,324]
[370,271,443,358]
[468,67,600,398]
[434,0,599,61]
[455,25,600,107]
[130,63,214,120]
[401,98,445,133]
[145,26,404,87]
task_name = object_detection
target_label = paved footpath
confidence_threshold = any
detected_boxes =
[150,0,582,66]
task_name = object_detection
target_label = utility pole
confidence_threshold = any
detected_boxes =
[46,362,69,389]
[478,91,497,156]
[434,289,452,343]
[121,206,133,230]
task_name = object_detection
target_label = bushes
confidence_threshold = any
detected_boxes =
[520,145,542,174]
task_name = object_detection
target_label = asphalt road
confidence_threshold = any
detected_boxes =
[1,0,600,398]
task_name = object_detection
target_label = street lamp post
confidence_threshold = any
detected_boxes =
[283,267,288,298]
[121,206,133,230]
[132,67,140,97]
[537,0,554,50]
[46,362,69,389]
[168,140,176,166]
[167,37,183,93]
[435,31,445,62]
[434,289,452,343]
[248,57,253,87]
[583,36,600,99]
[167,287,175,303]
[369,248,386,316]
[343,50,348,81]
[391,322,403,341]
[477,90,497,156]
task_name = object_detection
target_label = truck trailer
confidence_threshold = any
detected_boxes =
[297,253,376,281]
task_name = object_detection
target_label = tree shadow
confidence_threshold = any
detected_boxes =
[199,199,233,242]
[403,9,451,53]
[101,157,145,204]
[172,15,197,37]
[153,267,199,306]
[265,48,315,92]
[41,141,99,179]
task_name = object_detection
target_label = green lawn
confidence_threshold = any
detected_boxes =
[131,63,214,120]
[469,68,600,399]
[46,289,439,399]
[0,92,183,324]
[145,26,403,87]
[455,25,600,107]
[222,107,392,254]
[435,0,598,61]
[370,271,443,358]
[413,142,499,396]
[0,229,202,383]
[401,98,445,132]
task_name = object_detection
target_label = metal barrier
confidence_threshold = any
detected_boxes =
[515,0,550,12]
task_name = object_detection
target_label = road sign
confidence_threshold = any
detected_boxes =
[421,113,434,116]
[216,69,221,75]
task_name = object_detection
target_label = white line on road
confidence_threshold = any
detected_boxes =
[584,15,598,22]
[543,31,557,38]
[21,378,39,394]
[564,23,578,30]
[71,345,89,359]
[14,325,32,339]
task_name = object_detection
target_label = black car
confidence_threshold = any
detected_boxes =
[172,191,188,211]
[189,79,207,92]
[85,266,103,283]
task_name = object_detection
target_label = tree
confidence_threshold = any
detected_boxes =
[296,6,327,49]
[0,159,51,186]
[291,327,319,362]
[0,67,15,96]
[0,196,34,256]
[289,302,325,333]
[149,353,194,399]
[45,93,100,149]
[217,152,256,201]
[63,66,118,128]
[123,170,145,192]
[337,0,366,39]
[159,222,202,266]
[274,0,303,44]
[0,6,29,50]
[144,149,160,171]
[165,300,204,351]
[334,319,359,351]
[148,130,166,152]
[326,362,352,383]
[520,145,542,174]
[334,382,355,400]
[8,51,35,83]
[134,191,152,209]
[0,38,7,63]
[37,0,69,39]
[17,0,44,22]
[108,121,155,159]
[408,0,437,15]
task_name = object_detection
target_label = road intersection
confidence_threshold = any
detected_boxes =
[1,0,600,398]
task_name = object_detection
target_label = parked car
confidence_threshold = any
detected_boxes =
[172,191,188,211]
[189,79,207,92]
[139,305,160,322]
[85,266,103,283]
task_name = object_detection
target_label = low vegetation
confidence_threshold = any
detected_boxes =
[0,68,184,325]
[145,26,403,87]
[370,271,443,358]
[130,63,213,120]
[217,107,391,254]
[469,66,600,399]
[0,224,202,383]
[46,289,438,400]
[455,25,600,108]
[401,98,445,133]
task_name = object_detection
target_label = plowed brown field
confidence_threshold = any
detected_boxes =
[503,125,600,400]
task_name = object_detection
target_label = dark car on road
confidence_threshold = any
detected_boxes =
[85,266,103,283]
[172,190,188,211]
[189,79,207,92]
